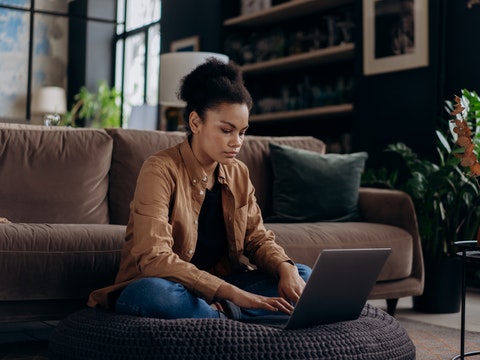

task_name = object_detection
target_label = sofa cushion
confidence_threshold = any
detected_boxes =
[267,143,368,222]
[0,223,125,301]
[267,222,413,282]
[106,129,186,225]
[0,124,112,224]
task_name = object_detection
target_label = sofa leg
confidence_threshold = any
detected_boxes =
[386,298,398,316]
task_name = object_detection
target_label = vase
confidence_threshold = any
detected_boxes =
[412,256,462,313]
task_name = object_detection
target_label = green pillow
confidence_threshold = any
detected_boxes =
[267,143,368,222]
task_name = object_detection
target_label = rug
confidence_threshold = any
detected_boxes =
[397,316,480,360]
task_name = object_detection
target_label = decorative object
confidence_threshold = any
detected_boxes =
[268,143,367,222]
[159,51,228,130]
[447,90,480,178]
[31,86,66,126]
[66,80,121,128]
[446,90,480,245]
[363,0,429,75]
[169,36,200,52]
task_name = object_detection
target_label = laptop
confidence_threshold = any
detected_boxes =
[245,248,391,330]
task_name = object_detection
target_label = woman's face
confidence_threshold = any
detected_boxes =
[190,102,249,168]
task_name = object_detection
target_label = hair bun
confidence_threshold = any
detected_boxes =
[177,57,252,135]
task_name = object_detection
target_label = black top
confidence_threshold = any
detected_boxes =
[191,180,228,271]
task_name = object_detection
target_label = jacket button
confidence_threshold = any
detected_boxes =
[199,190,204,195]
[194,220,198,225]
[193,179,197,184]
[202,176,207,182]
[188,249,194,255]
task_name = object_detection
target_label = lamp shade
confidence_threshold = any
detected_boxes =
[159,52,229,107]
[31,86,67,114]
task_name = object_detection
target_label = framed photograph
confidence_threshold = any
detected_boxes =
[363,0,428,76]
[170,36,200,52]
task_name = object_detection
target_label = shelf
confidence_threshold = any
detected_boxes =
[249,103,353,122]
[240,43,354,75]
[224,0,354,27]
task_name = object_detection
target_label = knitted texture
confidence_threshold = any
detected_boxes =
[49,304,415,360]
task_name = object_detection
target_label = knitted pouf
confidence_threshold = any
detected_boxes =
[48,303,415,360]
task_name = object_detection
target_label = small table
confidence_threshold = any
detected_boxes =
[452,240,480,360]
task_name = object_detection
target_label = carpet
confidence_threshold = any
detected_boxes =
[397,316,480,360]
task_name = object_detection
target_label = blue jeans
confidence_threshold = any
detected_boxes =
[115,264,312,319]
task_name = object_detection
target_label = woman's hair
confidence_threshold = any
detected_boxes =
[178,58,252,134]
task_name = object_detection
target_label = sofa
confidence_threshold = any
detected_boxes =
[0,123,424,322]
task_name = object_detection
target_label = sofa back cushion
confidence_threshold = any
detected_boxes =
[107,129,326,225]
[106,129,187,225]
[0,124,112,224]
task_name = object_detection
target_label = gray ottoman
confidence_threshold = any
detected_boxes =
[48,303,415,359]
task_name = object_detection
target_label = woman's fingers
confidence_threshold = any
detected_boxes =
[261,297,294,315]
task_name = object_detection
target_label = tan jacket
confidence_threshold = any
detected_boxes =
[88,138,291,309]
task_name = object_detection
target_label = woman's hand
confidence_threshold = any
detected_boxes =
[215,283,294,315]
[276,262,306,305]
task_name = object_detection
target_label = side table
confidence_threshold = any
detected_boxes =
[452,240,480,360]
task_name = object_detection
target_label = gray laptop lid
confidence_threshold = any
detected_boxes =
[285,248,391,330]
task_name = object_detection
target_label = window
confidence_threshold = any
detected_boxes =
[0,0,69,120]
[115,0,161,128]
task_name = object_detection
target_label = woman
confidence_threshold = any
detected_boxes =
[88,58,311,320]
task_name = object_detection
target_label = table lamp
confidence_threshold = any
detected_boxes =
[31,86,67,126]
[159,52,229,131]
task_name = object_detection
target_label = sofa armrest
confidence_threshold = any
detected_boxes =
[358,188,417,230]
[358,187,424,287]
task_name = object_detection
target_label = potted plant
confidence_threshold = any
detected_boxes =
[448,89,480,179]
[66,80,121,128]
[362,89,480,312]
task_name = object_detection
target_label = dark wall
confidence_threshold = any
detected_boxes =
[351,0,445,166]
[443,2,480,99]
[161,0,223,54]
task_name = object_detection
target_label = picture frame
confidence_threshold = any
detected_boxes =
[363,0,428,76]
[170,36,200,52]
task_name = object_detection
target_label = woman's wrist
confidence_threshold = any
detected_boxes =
[214,282,236,301]
[276,261,296,278]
